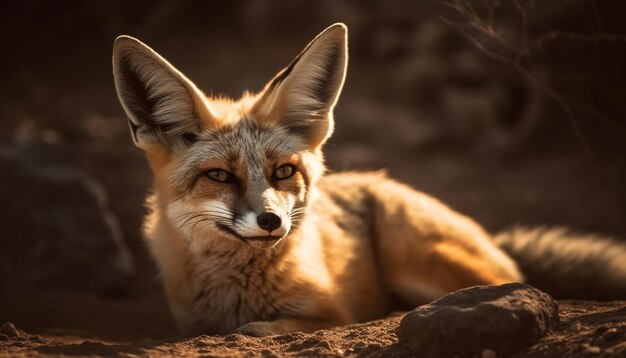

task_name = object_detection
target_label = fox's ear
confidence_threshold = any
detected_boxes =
[112,36,212,150]
[253,23,348,149]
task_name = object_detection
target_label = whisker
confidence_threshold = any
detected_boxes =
[190,210,233,218]
[289,208,307,216]
[288,211,306,220]
[168,207,251,239]
[180,213,208,228]
[171,212,197,224]
[204,205,236,215]
[179,214,230,230]
[173,211,228,226]
[190,218,207,237]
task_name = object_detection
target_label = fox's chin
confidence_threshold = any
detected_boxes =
[216,223,286,249]
[245,237,283,249]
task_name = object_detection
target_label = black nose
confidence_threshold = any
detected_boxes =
[257,212,281,232]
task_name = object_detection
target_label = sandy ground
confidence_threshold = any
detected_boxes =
[2,301,625,357]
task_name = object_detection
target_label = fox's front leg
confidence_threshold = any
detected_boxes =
[236,317,347,337]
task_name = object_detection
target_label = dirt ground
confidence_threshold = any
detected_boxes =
[2,301,625,357]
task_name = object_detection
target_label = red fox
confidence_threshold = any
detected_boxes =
[112,23,626,336]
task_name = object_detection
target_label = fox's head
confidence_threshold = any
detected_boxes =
[112,24,347,250]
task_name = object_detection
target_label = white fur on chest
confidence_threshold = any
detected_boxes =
[182,245,324,334]
[156,208,335,334]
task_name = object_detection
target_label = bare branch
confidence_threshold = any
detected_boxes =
[442,0,595,158]
[518,30,626,61]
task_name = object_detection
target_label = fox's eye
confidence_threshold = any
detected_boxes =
[273,164,295,180]
[206,169,233,183]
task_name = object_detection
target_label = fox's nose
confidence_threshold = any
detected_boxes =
[257,212,281,232]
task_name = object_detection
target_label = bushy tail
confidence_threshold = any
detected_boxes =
[494,227,626,300]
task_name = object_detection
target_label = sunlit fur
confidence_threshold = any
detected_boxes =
[113,23,626,337]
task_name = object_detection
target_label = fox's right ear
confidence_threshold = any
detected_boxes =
[112,36,213,150]
[252,23,348,150]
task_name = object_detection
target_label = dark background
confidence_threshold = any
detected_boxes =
[1,0,625,340]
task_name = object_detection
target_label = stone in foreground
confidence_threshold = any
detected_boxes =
[396,283,560,356]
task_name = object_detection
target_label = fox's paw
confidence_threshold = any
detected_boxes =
[236,321,278,337]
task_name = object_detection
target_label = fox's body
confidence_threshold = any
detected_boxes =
[144,171,521,335]
[112,24,626,336]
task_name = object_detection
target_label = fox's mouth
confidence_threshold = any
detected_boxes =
[216,224,282,243]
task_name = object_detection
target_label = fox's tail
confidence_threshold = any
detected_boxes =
[494,226,626,300]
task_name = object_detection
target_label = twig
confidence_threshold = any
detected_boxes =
[442,0,597,158]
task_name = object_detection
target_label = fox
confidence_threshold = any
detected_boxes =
[112,23,626,337]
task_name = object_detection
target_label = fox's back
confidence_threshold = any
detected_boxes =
[313,171,520,311]
[314,170,474,246]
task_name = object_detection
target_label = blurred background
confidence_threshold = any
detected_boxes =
[1,0,625,340]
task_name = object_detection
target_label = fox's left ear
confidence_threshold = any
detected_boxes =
[112,36,214,151]
[253,23,348,149]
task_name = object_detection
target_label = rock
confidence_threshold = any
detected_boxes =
[0,144,134,296]
[0,322,19,337]
[223,334,240,342]
[314,340,332,350]
[396,283,560,357]
[569,321,583,332]
[601,328,620,342]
